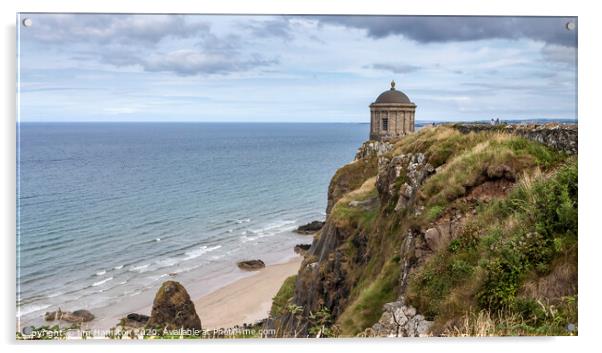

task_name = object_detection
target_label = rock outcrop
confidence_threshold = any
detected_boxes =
[364,297,432,337]
[269,124,577,338]
[294,221,325,234]
[44,309,95,323]
[294,244,312,254]
[237,259,266,271]
[146,281,202,331]
[121,313,150,328]
[354,140,393,161]
[376,152,434,212]
[270,147,433,337]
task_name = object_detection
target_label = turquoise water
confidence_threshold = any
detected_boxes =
[16,122,367,325]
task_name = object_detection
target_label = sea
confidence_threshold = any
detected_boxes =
[16,122,368,328]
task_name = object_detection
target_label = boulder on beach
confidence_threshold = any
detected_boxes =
[294,244,312,254]
[146,280,202,331]
[294,220,325,234]
[44,311,56,321]
[44,308,95,323]
[237,259,266,271]
[127,313,150,323]
[120,313,150,328]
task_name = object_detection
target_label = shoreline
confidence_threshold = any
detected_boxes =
[194,256,302,329]
[21,255,304,332]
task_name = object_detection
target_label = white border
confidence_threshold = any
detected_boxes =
[2,1,600,352]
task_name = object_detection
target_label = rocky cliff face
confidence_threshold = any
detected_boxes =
[269,124,578,337]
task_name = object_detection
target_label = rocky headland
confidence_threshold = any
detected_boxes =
[27,123,578,339]
[264,123,578,337]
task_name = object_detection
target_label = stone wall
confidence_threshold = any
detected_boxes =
[451,123,578,155]
[370,104,416,141]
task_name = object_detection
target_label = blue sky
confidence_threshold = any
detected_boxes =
[17,14,577,122]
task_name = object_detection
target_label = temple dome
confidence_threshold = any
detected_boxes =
[373,80,412,104]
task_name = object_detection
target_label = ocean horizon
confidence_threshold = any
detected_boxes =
[16,122,368,327]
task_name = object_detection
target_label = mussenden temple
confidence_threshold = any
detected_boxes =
[370,81,416,141]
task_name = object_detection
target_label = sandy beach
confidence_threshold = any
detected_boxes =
[193,256,302,329]
[50,256,304,332]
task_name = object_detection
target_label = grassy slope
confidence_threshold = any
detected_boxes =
[270,275,297,318]
[270,126,577,336]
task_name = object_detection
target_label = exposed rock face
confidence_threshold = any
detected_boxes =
[44,309,95,323]
[270,124,577,338]
[271,220,358,336]
[354,140,394,161]
[424,223,456,252]
[237,259,266,271]
[146,281,202,331]
[452,123,578,155]
[270,148,434,337]
[364,297,433,337]
[294,221,325,234]
[376,152,434,212]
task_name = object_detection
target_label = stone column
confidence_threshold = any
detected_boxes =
[401,111,406,134]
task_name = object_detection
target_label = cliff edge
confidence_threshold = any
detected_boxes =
[267,123,578,337]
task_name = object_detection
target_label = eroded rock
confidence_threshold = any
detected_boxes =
[294,244,312,254]
[354,140,394,161]
[120,313,150,328]
[294,221,325,234]
[146,281,202,331]
[365,297,432,337]
[376,152,434,212]
[44,308,95,323]
[424,224,455,252]
[237,259,266,271]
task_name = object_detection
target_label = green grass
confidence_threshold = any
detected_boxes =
[444,295,578,336]
[329,178,378,227]
[276,125,576,337]
[337,258,401,335]
[327,156,378,213]
[406,160,577,333]
[270,275,297,317]
[419,134,563,212]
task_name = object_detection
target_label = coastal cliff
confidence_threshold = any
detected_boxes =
[267,123,578,337]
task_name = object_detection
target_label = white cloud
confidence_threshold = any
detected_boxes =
[18,14,577,122]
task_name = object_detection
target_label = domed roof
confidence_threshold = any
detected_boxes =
[374,81,412,104]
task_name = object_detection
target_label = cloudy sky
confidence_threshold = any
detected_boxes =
[18,14,577,122]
